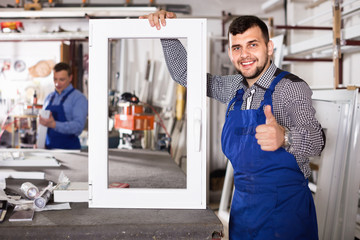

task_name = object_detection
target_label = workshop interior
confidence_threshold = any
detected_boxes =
[106,37,189,189]
[0,0,360,239]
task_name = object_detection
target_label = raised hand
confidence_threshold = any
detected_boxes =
[255,105,285,151]
[139,10,177,30]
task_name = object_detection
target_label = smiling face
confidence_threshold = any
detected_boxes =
[228,26,274,87]
[54,70,72,94]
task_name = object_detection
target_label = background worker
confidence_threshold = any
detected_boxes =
[141,11,325,239]
[39,62,88,149]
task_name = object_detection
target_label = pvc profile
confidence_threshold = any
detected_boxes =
[275,25,332,31]
[283,57,332,62]
[342,40,360,46]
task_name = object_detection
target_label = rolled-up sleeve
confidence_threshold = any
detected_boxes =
[282,81,325,158]
[161,38,243,104]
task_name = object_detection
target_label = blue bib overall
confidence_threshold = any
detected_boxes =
[45,88,81,149]
[221,71,318,239]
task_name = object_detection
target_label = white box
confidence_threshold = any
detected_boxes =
[53,182,88,203]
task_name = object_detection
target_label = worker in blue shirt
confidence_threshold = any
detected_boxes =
[39,62,88,149]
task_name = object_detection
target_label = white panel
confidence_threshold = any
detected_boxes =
[334,92,360,240]
[89,19,207,209]
[36,110,50,149]
[54,182,88,203]
[218,161,233,224]
[311,89,357,240]
[0,151,61,167]
[0,170,45,180]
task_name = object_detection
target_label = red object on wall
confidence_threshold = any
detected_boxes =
[0,21,24,32]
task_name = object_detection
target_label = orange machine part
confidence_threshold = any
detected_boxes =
[120,104,143,115]
[114,114,154,131]
[115,104,154,131]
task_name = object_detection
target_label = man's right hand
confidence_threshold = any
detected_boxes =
[39,112,56,129]
[139,10,177,30]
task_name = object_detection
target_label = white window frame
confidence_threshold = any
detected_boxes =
[88,19,207,209]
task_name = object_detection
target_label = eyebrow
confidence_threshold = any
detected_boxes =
[231,39,259,49]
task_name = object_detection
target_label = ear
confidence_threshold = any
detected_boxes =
[69,74,73,82]
[267,40,274,56]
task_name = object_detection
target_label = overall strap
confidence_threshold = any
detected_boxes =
[60,88,75,105]
[225,88,244,118]
[261,71,289,108]
[48,92,57,106]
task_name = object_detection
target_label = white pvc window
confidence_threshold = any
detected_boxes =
[88,19,207,209]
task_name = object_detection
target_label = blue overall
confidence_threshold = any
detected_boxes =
[221,71,318,240]
[45,88,81,149]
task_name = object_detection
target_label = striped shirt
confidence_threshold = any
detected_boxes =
[161,39,325,178]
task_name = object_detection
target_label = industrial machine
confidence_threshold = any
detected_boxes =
[114,93,155,149]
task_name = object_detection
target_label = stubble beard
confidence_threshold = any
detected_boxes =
[236,54,269,81]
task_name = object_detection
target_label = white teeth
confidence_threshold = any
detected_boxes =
[242,61,254,66]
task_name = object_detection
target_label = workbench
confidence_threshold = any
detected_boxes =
[0,149,223,239]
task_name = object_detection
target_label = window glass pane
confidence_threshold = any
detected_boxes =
[107,38,187,189]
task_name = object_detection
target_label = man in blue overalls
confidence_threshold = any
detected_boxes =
[142,11,325,239]
[39,62,88,149]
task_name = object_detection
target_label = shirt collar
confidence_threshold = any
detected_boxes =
[55,84,74,96]
[254,61,277,90]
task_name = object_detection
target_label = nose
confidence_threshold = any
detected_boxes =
[240,48,250,58]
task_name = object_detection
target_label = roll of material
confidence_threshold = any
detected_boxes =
[20,182,39,200]
[34,190,51,209]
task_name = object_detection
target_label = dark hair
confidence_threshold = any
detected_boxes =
[54,62,72,76]
[228,15,269,44]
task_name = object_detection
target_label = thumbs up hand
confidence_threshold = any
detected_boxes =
[255,105,285,151]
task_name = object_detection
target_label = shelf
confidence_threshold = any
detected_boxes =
[0,31,88,41]
[0,6,159,41]
[286,24,360,56]
[0,7,157,19]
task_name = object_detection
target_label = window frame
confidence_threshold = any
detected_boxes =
[88,19,207,209]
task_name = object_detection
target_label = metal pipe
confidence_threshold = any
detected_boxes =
[275,25,332,30]
[283,57,332,62]
[342,40,360,46]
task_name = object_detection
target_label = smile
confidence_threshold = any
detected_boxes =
[241,61,255,66]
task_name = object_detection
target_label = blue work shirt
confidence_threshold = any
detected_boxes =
[42,84,88,136]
